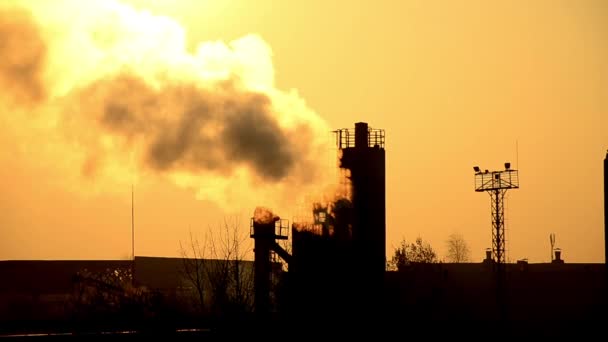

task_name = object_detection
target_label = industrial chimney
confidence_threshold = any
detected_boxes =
[335,122,386,311]
[552,248,564,264]
[250,207,289,315]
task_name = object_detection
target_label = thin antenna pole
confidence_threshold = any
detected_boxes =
[131,184,135,286]
[516,140,519,170]
[550,233,555,262]
[132,184,135,260]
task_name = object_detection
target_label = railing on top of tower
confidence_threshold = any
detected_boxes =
[474,165,519,192]
[334,127,385,149]
[250,217,289,240]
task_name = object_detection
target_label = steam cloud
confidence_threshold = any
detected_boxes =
[0,7,47,105]
[0,0,334,210]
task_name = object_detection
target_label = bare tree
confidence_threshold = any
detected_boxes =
[226,219,254,313]
[205,216,254,315]
[179,231,208,314]
[446,233,470,263]
[388,237,437,271]
[180,216,254,316]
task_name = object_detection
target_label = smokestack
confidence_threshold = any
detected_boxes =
[251,208,278,315]
[485,249,492,262]
[552,248,564,264]
[337,122,385,315]
[354,122,369,148]
[250,207,289,315]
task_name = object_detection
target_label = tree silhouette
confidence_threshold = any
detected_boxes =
[180,231,208,314]
[179,217,254,316]
[446,233,470,263]
[205,217,253,315]
[388,237,437,270]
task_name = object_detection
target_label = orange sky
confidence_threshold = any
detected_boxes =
[1,0,606,263]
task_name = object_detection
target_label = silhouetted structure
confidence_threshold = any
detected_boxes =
[552,248,564,264]
[4,128,608,338]
[249,208,289,316]
[473,163,519,264]
[248,122,386,326]
[604,150,607,265]
[287,201,355,322]
[384,262,606,338]
[473,163,519,324]
[1,257,606,337]
[336,122,386,305]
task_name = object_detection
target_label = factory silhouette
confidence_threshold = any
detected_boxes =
[0,122,606,338]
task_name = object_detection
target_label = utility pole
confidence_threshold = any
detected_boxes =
[550,233,555,262]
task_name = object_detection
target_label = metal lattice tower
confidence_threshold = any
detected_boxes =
[474,163,519,264]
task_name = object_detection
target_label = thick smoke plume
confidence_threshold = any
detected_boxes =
[0,0,334,211]
[78,74,295,181]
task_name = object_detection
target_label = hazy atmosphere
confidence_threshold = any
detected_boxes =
[1,0,606,263]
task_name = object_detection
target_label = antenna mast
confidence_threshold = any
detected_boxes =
[131,184,135,286]
[550,233,555,262]
[131,184,135,261]
[516,140,519,170]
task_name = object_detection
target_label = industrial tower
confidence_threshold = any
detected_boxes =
[335,122,386,278]
[474,163,519,263]
[249,210,290,315]
[249,122,385,318]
